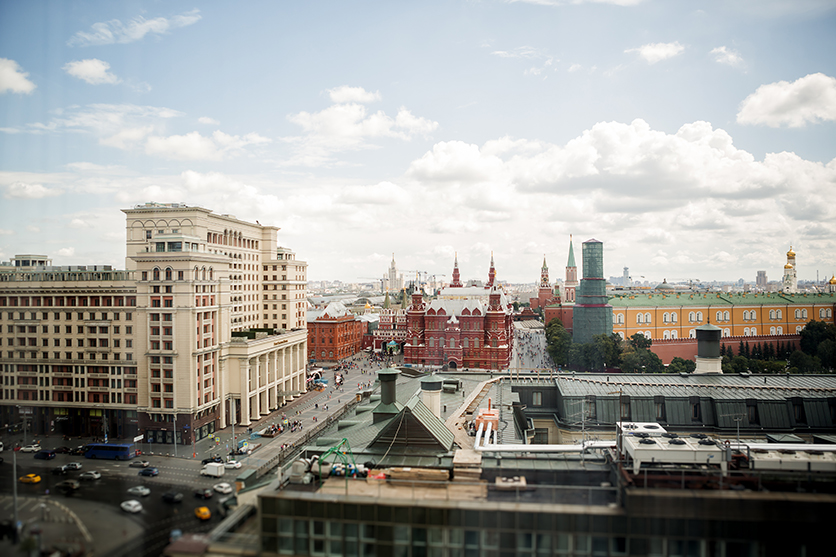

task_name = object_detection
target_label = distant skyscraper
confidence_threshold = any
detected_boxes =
[572,239,613,344]
[756,270,767,288]
[383,253,403,293]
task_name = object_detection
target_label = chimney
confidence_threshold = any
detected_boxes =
[373,368,403,423]
[421,375,442,418]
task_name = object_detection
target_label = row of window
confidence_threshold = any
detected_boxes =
[616,307,832,325]
[0,296,135,308]
[3,390,137,404]
[2,311,133,321]
[5,351,134,361]
[141,266,213,281]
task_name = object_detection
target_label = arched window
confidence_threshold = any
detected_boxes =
[201,267,206,280]
[716,311,722,322]
[209,268,214,280]
[152,267,160,281]
[770,326,776,335]
[463,338,468,349]
[828,309,832,318]
[689,311,695,322]
[743,310,749,320]
[802,309,807,319]
[617,314,624,324]
[744,328,750,336]
[795,309,801,319]
[663,312,669,324]
[637,314,644,324]
[645,312,651,323]
[724,311,729,321]
[671,330,677,339]
[796,325,803,333]
[820,308,825,318]
[689,329,696,338]
[164,267,172,281]
[723,328,730,337]
[439,338,445,349]
[696,312,703,322]
[769,310,775,320]
[671,312,677,323]
[428,338,434,348]
[645,330,652,338]
[663,330,670,339]
[777,326,783,334]
[777,309,782,319]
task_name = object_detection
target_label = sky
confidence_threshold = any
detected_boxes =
[1,1,835,286]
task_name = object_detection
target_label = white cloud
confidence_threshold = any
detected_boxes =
[5,182,62,199]
[63,59,121,85]
[710,46,743,67]
[625,42,685,64]
[0,228,14,235]
[284,92,438,166]
[68,218,93,229]
[491,46,547,60]
[737,73,836,127]
[0,58,36,94]
[199,116,220,125]
[328,86,381,104]
[568,64,582,73]
[145,132,220,160]
[56,247,75,257]
[67,9,202,46]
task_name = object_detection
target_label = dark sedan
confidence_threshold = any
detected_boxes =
[162,491,184,503]
[201,455,223,465]
[194,488,213,499]
[138,467,159,477]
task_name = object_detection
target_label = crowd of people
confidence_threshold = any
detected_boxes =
[515,328,553,370]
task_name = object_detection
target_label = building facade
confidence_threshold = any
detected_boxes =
[572,239,613,344]
[0,202,308,444]
[307,301,364,362]
[404,258,514,370]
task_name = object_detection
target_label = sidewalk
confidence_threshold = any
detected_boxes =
[0,495,95,556]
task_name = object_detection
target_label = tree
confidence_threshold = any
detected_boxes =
[629,333,652,351]
[800,320,836,356]
[817,339,836,371]
[731,355,749,374]
[383,292,390,309]
[789,350,821,373]
[744,341,751,360]
[545,318,572,366]
[512,301,520,312]
[594,333,623,369]
[620,348,664,373]
[738,341,745,357]
[669,357,696,374]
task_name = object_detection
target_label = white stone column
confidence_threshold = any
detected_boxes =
[240,359,251,426]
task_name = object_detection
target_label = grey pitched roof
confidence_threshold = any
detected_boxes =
[369,395,455,451]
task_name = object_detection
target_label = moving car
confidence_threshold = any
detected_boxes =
[79,471,102,480]
[138,467,159,477]
[121,500,142,513]
[19,474,41,484]
[194,488,213,499]
[202,455,223,465]
[56,479,80,493]
[194,506,211,521]
[53,446,72,454]
[224,460,242,469]
[20,444,41,453]
[162,491,184,503]
[69,445,87,456]
[129,460,150,468]
[65,462,83,470]
[52,465,69,475]
[213,482,233,494]
[34,449,56,460]
[127,486,151,497]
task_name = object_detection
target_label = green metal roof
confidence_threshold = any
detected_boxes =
[567,238,576,268]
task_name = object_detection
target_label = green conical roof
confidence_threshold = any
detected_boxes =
[567,236,576,268]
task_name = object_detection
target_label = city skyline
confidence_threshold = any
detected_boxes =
[1,1,835,284]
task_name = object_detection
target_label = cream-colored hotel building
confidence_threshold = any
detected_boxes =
[0,203,307,447]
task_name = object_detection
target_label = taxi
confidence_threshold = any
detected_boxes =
[19,473,42,484]
[195,506,211,521]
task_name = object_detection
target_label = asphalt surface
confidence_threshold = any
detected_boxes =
[0,351,388,556]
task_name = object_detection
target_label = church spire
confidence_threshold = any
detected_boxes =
[567,234,576,268]
[451,252,463,287]
[487,251,496,288]
[540,255,550,288]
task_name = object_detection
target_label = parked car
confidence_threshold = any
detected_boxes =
[65,462,83,470]
[224,460,242,469]
[202,455,223,465]
[194,506,211,521]
[129,459,150,468]
[20,444,41,453]
[121,500,143,513]
[19,474,41,484]
[127,486,151,497]
[138,467,159,477]
[79,471,102,480]
[162,491,183,503]
[34,449,56,460]
[52,465,69,475]
[193,488,213,499]
[213,482,233,495]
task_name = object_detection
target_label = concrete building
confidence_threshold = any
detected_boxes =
[0,203,308,444]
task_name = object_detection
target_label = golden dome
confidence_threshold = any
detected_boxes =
[830,275,836,285]
[784,264,793,269]
[787,246,796,257]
